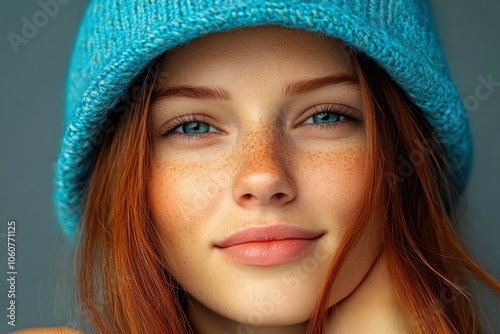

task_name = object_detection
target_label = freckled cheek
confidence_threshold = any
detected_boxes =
[148,163,227,245]
[301,146,366,222]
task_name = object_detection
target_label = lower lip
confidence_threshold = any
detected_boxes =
[217,238,318,266]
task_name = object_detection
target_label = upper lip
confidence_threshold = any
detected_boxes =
[215,224,323,248]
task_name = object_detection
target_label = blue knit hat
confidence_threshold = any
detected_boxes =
[55,0,472,242]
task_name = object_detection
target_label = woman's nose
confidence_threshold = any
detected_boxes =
[232,128,297,209]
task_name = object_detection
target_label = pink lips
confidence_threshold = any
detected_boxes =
[215,224,323,266]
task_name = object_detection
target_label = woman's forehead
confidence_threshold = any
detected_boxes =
[156,25,354,83]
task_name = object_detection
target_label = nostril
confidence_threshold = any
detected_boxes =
[242,193,253,200]
[274,193,285,200]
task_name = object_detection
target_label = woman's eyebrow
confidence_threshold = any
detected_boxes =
[151,73,358,102]
[283,73,358,96]
[151,85,231,102]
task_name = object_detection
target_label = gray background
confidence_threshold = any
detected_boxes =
[1,0,499,332]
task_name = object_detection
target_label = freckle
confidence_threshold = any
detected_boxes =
[300,146,365,171]
[167,165,179,172]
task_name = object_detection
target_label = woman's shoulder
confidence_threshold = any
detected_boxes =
[9,327,84,334]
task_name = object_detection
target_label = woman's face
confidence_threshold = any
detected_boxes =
[148,26,383,331]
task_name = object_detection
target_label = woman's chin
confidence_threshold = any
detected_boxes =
[186,292,315,329]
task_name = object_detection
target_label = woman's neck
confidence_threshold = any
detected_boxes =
[326,250,413,333]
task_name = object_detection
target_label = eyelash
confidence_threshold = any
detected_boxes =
[159,104,362,139]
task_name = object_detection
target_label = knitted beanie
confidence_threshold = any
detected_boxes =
[55,0,472,242]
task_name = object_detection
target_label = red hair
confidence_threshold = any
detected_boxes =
[74,49,500,333]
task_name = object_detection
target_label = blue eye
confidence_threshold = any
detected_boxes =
[175,120,212,135]
[161,114,217,137]
[303,112,345,125]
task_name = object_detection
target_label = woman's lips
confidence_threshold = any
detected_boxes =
[215,224,323,266]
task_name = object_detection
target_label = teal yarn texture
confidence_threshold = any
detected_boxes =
[55,0,472,242]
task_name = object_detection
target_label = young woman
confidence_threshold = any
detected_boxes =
[16,0,499,333]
